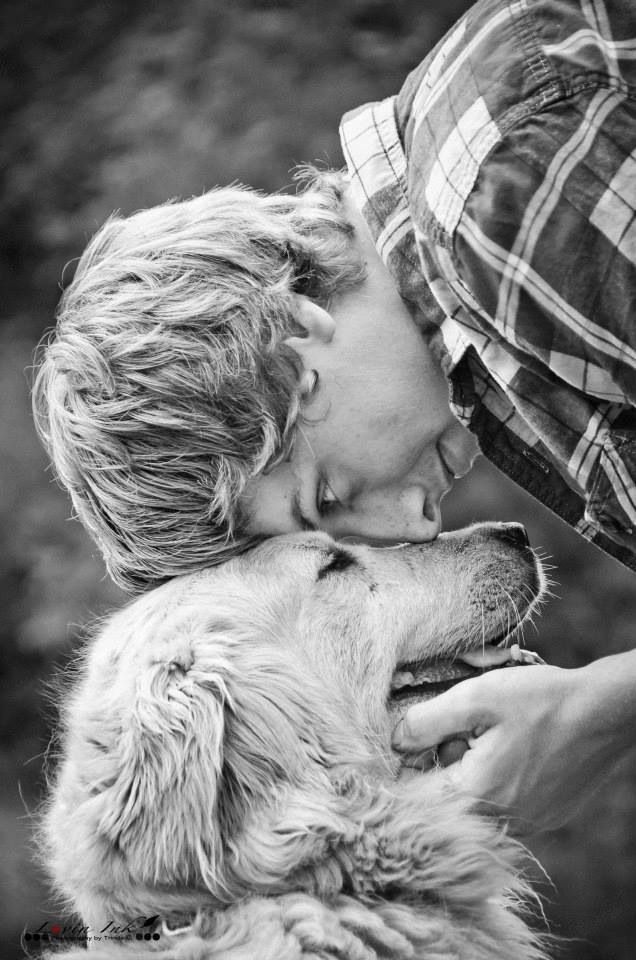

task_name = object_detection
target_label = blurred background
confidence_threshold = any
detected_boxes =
[2,0,636,957]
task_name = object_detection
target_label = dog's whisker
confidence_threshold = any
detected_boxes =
[541,578,560,600]
[500,587,518,644]
[500,582,536,649]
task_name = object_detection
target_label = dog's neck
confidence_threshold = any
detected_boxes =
[152,776,546,960]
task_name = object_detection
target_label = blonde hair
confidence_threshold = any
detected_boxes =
[33,171,364,591]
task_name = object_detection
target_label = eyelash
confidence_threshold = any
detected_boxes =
[317,479,340,516]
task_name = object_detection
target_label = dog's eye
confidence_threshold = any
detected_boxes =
[317,549,356,580]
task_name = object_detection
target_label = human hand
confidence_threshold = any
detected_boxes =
[391,653,635,835]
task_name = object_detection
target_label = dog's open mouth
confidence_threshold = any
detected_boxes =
[389,642,546,711]
[390,658,488,707]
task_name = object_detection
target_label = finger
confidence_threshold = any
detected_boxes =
[392,683,481,751]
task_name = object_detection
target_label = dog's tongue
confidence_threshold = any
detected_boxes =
[390,644,545,702]
[391,660,477,691]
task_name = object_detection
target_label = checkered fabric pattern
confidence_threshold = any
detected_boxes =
[340,0,636,571]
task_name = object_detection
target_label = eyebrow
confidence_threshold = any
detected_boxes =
[291,489,318,532]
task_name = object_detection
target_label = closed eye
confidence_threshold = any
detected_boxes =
[317,479,340,516]
[316,548,357,580]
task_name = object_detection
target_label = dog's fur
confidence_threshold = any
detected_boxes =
[42,524,549,959]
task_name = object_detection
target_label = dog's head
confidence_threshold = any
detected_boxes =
[44,522,546,946]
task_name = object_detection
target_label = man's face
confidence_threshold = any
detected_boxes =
[242,204,479,544]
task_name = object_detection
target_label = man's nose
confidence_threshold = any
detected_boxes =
[330,487,441,543]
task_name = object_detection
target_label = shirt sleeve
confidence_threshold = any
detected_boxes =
[451,85,636,408]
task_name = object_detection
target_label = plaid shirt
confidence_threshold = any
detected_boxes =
[340,0,636,573]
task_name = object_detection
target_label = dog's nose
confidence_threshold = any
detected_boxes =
[490,522,530,548]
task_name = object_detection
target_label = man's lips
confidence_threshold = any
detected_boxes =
[421,462,453,522]
[438,451,454,485]
[439,449,468,484]
[420,443,474,520]
[438,440,475,480]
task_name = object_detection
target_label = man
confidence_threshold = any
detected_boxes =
[34,0,636,833]
[336,0,636,831]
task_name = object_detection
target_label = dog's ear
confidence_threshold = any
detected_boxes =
[95,624,231,895]
[46,583,356,922]
[43,601,240,927]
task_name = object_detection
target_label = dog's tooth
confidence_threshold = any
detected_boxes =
[391,670,415,690]
[508,643,546,665]
[460,645,547,670]
[459,647,514,669]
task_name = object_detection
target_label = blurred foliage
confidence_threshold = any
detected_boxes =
[2,1,636,958]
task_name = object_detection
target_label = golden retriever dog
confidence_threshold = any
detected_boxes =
[42,522,549,960]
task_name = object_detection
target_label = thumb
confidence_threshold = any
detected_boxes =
[392,683,482,752]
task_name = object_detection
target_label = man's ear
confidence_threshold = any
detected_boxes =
[285,296,336,352]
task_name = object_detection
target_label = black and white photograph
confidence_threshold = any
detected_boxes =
[3,1,636,958]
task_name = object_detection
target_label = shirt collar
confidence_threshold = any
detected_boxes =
[340,97,469,374]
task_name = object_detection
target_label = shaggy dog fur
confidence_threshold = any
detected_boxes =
[41,524,550,959]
